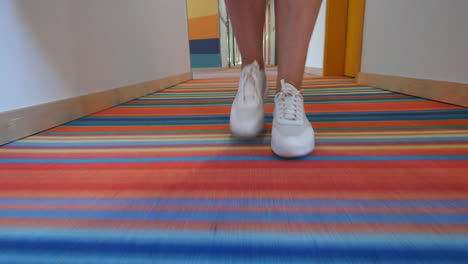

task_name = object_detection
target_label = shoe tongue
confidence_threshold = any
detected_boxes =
[282,106,297,120]
[240,65,259,103]
[280,83,300,120]
[243,77,256,99]
[282,82,298,96]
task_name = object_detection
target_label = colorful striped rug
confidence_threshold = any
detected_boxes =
[1,68,468,263]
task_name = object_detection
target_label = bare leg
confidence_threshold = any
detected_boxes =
[275,0,322,91]
[225,0,267,69]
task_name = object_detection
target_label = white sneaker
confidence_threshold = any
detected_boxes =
[230,61,268,139]
[271,80,315,158]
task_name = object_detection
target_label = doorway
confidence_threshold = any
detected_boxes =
[323,0,366,77]
[218,0,276,68]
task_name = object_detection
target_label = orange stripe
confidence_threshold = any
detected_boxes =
[1,190,468,200]
[1,168,467,183]
[2,204,468,214]
[48,124,230,132]
[95,102,464,116]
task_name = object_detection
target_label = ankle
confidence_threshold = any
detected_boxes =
[276,79,302,93]
[241,59,265,70]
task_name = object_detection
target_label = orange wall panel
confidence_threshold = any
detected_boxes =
[188,14,220,41]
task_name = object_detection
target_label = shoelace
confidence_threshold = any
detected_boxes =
[238,63,260,103]
[277,80,303,121]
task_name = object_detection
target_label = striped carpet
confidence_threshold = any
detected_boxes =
[1,68,468,263]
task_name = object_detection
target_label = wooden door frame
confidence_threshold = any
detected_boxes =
[323,0,366,77]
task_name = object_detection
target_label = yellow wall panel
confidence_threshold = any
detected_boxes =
[187,0,219,19]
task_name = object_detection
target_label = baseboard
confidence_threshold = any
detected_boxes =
[358,72,468,108]
[0,72,192,146]
[305,67,323,76]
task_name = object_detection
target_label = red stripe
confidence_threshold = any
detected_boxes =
[1,160,467,170]
[1,181,468,192]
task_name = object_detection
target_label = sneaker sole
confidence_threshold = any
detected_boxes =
[230,117,265,139]
[271,141,314,158]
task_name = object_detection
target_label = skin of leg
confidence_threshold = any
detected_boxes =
[225,0,267,69]
[275,0,323,91]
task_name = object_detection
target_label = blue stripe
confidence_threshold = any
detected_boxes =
[135,99,415,104]
[2,227,468,247]
[1,210,468,224]
[123,100,425,106]
[1,253,465,264]
[61,115,468,125]
[6,136,468,147]
[165,87,385,91]
[128,99,423,104]
[7,137,468,147]
[149,88,390,94]
[38,125,468,134]
[118,99,424,107]
[7,140,267,147]
[80,110,468,121]
[131,96,422,102]
[1,155,468,163]
[134,95,406,101]
[59,119,468,126]
[1,228,468,263]
[0,254,184,264]
[0,237,468,260]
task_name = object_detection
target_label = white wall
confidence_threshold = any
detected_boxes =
[0,0,191,113]
[361,0,468,83]
[306,0,327,69]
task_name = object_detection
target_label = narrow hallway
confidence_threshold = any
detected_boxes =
[1,68,468,262]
